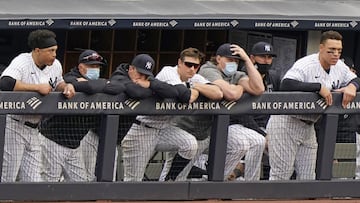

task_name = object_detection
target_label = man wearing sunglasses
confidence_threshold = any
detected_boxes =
[0,29,75,182]
[155,47,223,181]
[197,43,266,181]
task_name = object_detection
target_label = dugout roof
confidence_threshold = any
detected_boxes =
[1,0,360,30]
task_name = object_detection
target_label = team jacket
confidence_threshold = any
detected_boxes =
[39,67,126,149]
[110,63,191,102]
[231,69,281,136]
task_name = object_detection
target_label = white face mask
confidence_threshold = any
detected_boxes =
[223,62,237,76]
[86,68,100,80]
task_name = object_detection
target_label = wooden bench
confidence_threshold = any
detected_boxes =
[332,143,357,179]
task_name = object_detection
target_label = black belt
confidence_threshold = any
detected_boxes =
[134,120,153,128]
[11,118,39,129]
[299,119,314,125]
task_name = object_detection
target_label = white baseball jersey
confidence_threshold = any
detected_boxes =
[156,65,210,85]
[283,53,357,122]
[268,53,358,180]
[283,53,356,90]
[136,65,209,128]
[1,53,64,123]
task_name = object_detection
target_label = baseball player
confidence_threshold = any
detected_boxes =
[230,41,280,180]
[121,53,203,181]
[0,29,75,182]
[198,43,266,181]
[40,49,118,182]
[267,30,360,180]
[156,48,223,181]
[160,44,266,181]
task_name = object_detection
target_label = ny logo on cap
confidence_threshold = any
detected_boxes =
[264,45,271,52]
[145,61,153,70]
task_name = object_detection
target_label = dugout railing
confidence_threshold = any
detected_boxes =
[0,91,360,201]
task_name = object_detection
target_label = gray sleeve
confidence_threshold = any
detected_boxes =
[198,68,223,82]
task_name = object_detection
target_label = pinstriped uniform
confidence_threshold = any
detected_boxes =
[1,53,63,182]
[159,62,266,181]
[41,136,88,182]
[157,65,228,181]
[121,66,198,181]
[159,136,210,181]
[199,62,266,181]
[79,130,118,181]
[267,53,357,180]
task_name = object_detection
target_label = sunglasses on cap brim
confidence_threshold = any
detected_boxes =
[80,53,104,63]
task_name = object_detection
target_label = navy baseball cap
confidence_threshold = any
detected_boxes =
[131,54,155,76]
[216,43,241,59]
[78,50,106,66]
[251,42,277,57]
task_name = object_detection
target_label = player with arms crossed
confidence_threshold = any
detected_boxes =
[157,47,223,181]
[120,54,202,181]
[39,50,118,182]
[198,43,266,181]
[267,30,360,180]
[0,29,75,182]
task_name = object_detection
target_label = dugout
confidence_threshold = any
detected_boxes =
[1,0,360,201]
[0,0,360,77]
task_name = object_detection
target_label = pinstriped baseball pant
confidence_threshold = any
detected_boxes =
[159,137,210,181]
[1,116,43,182]
[159,124,265,181]
[122,124,198,181]
[80,130,118,181]
[267,115,318,180]
[41,136,88,182]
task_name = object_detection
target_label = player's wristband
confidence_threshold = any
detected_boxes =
[350,77,360,91]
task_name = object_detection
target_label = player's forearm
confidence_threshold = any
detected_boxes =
[243,60,265,95]
[55,81,67,91]
[223,84,244,101]
[14,80,43,92]
[212,80,243,101]
[192,83,223,100]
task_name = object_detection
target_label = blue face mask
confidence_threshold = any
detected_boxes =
[223,62,237,77]
[86,68,100,80]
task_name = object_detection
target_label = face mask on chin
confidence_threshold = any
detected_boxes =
[86,68,100,80]
[256,63,272,75]
[223,62,238,77]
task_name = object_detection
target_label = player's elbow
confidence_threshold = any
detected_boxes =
[214,90,224,100]
[249,85,265,96]
[252,88,265,96]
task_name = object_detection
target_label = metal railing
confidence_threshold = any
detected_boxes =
[0,91,360,201]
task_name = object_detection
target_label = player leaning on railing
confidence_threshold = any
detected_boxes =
[0,29,75,182]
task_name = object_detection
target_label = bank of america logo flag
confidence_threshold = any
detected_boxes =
[26,97,42,110]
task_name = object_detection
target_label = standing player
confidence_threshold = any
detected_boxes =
[230,41,280,180]
[121,52,205,181]
[39,49,118,182]
[0,29,75,182]
[267,30,360,180]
